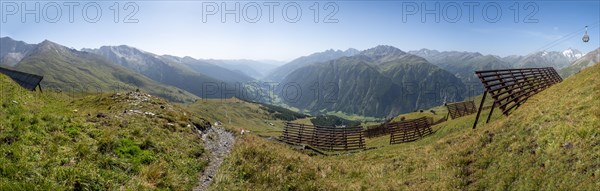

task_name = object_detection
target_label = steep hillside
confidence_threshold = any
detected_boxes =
[410,48,584,90]
[0,37,36,67]
[410,49,510,90]
[186,98,308,137]
[560,48,600,78]
[0,74,212,190]
[453,55,511,89]
[281,60,409,118]
[159,56,254,83]
[11,40,198,103]
[449,58,599,190]
[514,50,581,69]
[409,49,484,69]
[211,63,599,190]
[85,46,253,84]
[279,46,466,118]
[378,55,466,108]
[83,46,236,99]
[264,48,359,82]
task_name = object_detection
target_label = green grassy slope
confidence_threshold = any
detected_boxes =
[186,98,308,137]
[210,63,599,190]
[13,41,198,103]
[0,74,211,190]
[454,61,599,190]
[390,94,495,123]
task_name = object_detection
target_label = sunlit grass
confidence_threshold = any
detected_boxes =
[210,64,600,190]
[0,74,210,190]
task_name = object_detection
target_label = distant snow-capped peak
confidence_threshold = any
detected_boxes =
[562,48,583,60]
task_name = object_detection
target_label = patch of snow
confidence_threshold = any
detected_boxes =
[562,48,583,60]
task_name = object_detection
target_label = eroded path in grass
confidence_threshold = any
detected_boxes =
[195,127,235,191]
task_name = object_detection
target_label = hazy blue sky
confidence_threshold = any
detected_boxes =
[1,0,599,61]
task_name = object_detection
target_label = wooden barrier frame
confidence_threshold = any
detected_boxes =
[367,116,444,139]
[0,67,43,92]
[472,67,562,129]
[388,117,433,144]
[281,122,365,151]
[364,118,393,138]
[365,124,388,138]
[446,100,477,119]
[312,126,365,151]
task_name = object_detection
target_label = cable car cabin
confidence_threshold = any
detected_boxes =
[583,26,590,43]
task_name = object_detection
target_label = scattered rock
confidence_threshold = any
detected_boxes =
[563,142,574,149]
[120,91,154,105]
[11,100,18,104]
[96,113,107,118]
[128,110,143,114]
[160,105,166,109]
[144,112,155,117]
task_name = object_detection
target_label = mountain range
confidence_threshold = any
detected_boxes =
[0,38,198,102]
[82,46,261,83]
[408,49,510,90]
[509,48,583,69]
[408,48,584,91]
[82,45,242,98]
[560,48,600,77]
[2,36,597,118]
[0,37,36,67]
[279,45,466,118]
[263,48,359,82]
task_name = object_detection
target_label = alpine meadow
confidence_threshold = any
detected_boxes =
[1,1,599,190]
